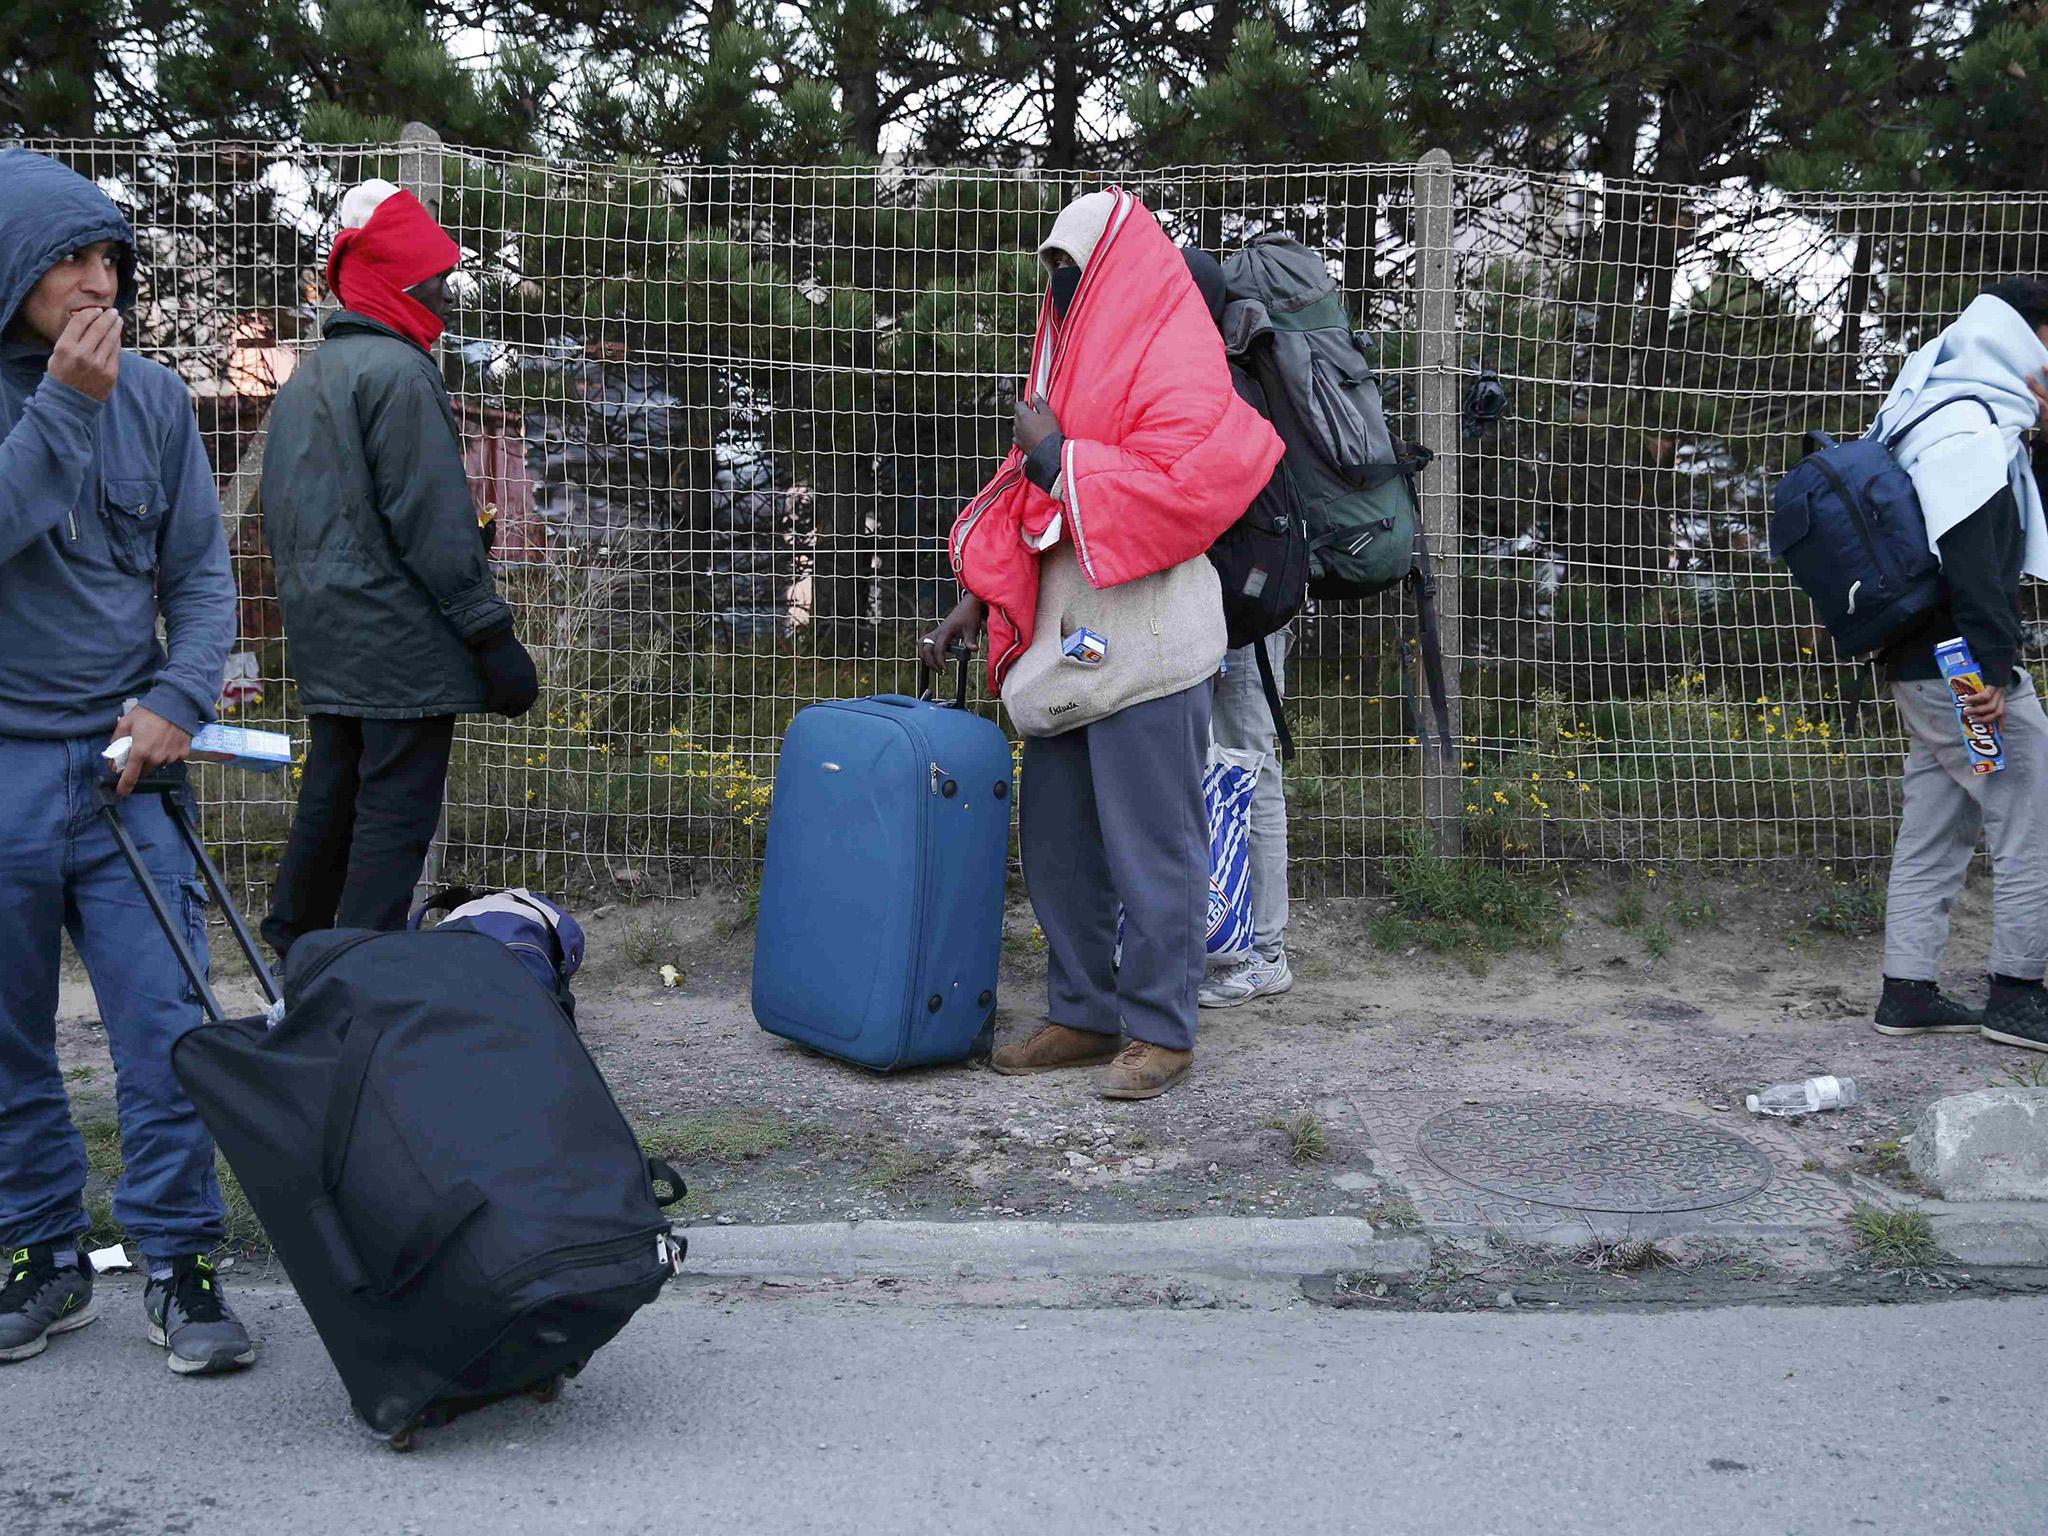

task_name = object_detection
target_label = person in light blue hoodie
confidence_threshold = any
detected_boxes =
[0,148,255,1376]
[1870,279,2048,1053]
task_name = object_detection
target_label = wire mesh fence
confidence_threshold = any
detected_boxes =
[23,137,2048,900]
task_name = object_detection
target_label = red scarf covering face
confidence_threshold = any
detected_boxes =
[324,188,461,352]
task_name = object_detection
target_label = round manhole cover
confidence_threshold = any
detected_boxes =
[1416,1103,1775,1214]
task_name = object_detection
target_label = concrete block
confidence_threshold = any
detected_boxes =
[684,1217,1430,1281]
[1908,1088,2048,1201]
[1927,1213,2048,1266]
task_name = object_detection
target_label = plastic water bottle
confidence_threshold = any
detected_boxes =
[1746,1075,1858,1117]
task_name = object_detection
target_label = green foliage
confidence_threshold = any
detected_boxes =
[1848,1205,1941,1270]
[1808,882,1887,937]
[638,1110,798,1165]
[1376,832,1564,957]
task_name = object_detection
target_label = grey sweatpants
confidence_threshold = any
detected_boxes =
[1212,632,1291,959]
[1019,683,1212,1052]
[1884,674,2048,982]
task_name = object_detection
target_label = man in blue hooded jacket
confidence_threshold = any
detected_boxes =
[0,149,255,1375]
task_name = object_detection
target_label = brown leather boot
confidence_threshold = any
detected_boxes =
[1098,1040,1193,1100]
[991,1023,1122,1076]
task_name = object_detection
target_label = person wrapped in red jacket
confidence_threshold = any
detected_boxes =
[923,189,1281,1099]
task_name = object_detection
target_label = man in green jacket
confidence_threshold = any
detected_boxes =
[260,180,537,961]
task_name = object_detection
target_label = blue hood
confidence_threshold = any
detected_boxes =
[0,148,137,337]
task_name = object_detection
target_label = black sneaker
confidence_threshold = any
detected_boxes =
[145,1254,255,1376]
[0,1243,97,1363]
[1874,977,1983,1037]
[1983,981,2048,1053]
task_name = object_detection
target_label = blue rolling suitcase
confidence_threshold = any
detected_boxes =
[753,651,1012,1070]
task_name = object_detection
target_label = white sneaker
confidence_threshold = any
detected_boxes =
[1198,951,1294,1009]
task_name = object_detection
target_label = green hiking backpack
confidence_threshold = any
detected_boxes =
[1221,232,1416,599]
[1221,232,1454,760]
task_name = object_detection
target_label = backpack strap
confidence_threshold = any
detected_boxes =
[1407,523,1458,764]
[408,886,487,932]
[1252,637,1295,762]
[1884,394,1996,453]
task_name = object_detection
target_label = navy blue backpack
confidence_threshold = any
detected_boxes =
[410,887,585,1018]
[1769,398,1991,655]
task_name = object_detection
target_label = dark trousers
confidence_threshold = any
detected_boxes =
[1019,683,1212,1052]
[262,714,455,961]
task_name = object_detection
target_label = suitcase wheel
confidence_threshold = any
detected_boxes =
[528,1376,562,1405]
[564,1356,590,1381]
[387,1425,418,1454]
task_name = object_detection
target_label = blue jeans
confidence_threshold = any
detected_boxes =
[0,735,224,1267]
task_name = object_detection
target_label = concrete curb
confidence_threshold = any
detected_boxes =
[680,1217,1430,1282]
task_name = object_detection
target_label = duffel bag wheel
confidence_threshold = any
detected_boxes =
[529,1376,561,1404]
[388,1426,417,1454]
[564,1356,590,1381]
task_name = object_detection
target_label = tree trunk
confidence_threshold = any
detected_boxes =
[836,0,885,157]
[1045,0,1087,170]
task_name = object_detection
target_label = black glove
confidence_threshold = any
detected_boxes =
[470,624,539,718]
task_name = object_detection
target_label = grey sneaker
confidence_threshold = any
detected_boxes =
[145,1254,255,1376]
[1198,951,1295,1009]
[0,1243,97,1363]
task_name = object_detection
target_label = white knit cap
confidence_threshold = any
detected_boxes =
[1038,191,1119,273]
[337,178,404,231]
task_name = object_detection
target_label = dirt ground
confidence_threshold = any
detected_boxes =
[53,866,2035,1232]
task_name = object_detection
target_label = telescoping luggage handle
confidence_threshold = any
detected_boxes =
[917,639,972,710]
[94,769,280,1026]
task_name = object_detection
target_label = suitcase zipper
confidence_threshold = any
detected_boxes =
[493,1228,668,1293]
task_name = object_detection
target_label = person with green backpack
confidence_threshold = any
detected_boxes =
[1181,248,1304,1008]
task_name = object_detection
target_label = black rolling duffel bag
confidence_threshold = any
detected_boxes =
[100,777,688,1449]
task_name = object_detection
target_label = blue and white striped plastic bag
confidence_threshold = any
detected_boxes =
[1202,746,1264,958]
[1115,745,1264,965]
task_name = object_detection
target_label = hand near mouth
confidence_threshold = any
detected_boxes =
[49,305,120,400]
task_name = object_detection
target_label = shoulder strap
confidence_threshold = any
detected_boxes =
[1252,638,1295,762]
[1408,522,1458,764]
[409,885,486,931]
[1884,394,1996,452]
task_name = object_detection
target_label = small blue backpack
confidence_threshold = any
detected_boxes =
[1769,398,1991,655]
[409,887,585,1018]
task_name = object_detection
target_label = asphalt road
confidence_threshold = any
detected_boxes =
[5,1278,2044,1535]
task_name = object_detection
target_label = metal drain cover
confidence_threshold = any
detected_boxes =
[1416,1102,1775,1214]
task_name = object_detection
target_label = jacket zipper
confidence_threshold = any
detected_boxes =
[951,464,1022,571]
[1809,457,1891,592]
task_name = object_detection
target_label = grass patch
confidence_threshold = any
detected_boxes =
[1612,888,1647,930]
[1574,1238,1669,1273]
[1283,1112,1329,1165]
[1375,833,1562,957]
[1366,1195,1422,1231]
[1644,922,1674,960]
[637,1110,796,1166]
[1809,883,1886,937]
[1849,1204,1940,1269]
[77,1117,267,1255]
[619,909,676,967]
[65,1065,96,1084]
[859,1137,941,1189]
[1669,896,1720,929]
